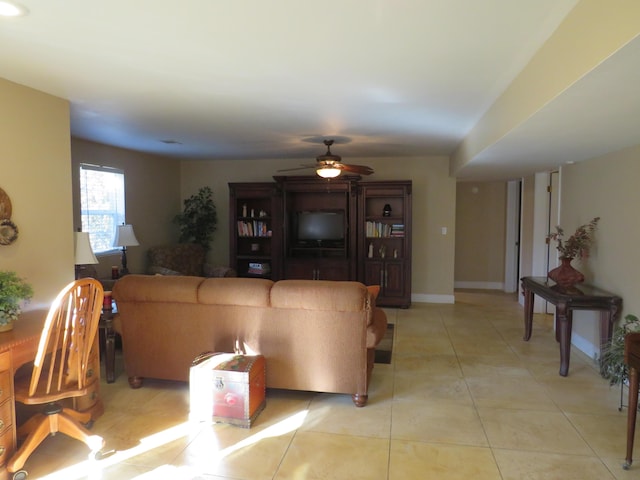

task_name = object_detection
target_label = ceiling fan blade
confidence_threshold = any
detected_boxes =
[340,164,374,175]
[277,165,316,172]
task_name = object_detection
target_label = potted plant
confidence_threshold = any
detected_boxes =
[173,186,218,251]
[599,314,640,388]
[546,217,600,288]
[0,271,34,332]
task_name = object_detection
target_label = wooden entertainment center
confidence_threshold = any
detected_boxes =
[229,176,412,307]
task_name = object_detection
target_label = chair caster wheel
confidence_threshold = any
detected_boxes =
[84,419,94,429]
[12,470,28,480]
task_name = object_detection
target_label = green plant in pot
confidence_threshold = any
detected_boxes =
[599,314,640,386]
[173,186,218,251]
[0,271,34,332]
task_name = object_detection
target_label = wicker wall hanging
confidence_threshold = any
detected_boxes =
[0,187,18,245]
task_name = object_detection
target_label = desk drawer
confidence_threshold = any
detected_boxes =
[0,400,11,433]
[0,351,9,371]
[0,370,11,405]
[0,424,15,465]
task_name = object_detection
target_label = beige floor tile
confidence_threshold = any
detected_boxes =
[389,440,502,480]
[274,431,389,480]
[566,412,631,459]
[393,334,456,355]
[392,352,463,377]
[393,372,474,405]
[466,375,559,411]
[493,448,616,479]
[302,392,392,438]
[479,407,593,455]
[457,353,532,378]
[392,400,488,446]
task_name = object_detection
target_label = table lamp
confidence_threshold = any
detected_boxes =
[114,224,139,276]
[74,231,98,279]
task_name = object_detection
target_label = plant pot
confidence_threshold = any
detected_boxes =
[548,257,585,289]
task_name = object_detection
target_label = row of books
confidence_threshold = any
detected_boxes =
[237,220,271,237]
[365,221,405,238]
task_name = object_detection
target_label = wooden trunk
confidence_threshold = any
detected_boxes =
[190,353,266,428]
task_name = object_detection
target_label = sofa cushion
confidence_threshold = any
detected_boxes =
[271,280,369,312]
[113,274,204,304]
[198,277,273,307]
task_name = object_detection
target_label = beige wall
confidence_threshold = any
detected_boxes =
[0,78,73,310]
[560,147,640,349]
[180,156,457,301]
[455,181,506,287]
[71,139,182,277]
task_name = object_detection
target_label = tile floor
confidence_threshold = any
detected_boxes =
[13,290,640,479]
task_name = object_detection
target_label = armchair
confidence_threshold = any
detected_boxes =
[147,243,235,277]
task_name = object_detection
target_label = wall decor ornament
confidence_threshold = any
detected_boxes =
[0,187,11,219]
[0,219,18,245]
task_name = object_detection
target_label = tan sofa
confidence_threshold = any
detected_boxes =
[112,275,387,407]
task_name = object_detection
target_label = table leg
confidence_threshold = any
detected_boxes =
[523,286,534,341]
[105,327,116,383]
[625,366,639,469]
[557,303,572,376]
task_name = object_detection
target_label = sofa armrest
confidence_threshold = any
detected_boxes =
[366,307,388,349]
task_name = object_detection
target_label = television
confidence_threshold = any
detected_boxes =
[295,210,345,246]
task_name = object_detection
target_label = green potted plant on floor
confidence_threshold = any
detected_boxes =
[174,186,218,251]
[0,271,34,332]
[599,314,640,387]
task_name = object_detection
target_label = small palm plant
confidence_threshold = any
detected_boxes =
[599,314,640,386]
[0,271,34,326]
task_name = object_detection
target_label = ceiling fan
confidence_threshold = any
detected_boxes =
[279,140,374,178]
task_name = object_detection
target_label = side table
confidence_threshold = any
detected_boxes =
[521,276,622,376]
[99,307,117,383]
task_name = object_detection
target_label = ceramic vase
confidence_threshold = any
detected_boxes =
[548,257,584,289]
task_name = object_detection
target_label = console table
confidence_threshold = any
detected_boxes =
[624,332,640,469]
[521,276,622,376]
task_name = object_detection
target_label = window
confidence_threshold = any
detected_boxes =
[79,164,125,254]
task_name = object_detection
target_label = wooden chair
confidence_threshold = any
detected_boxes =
[7,278,105,479]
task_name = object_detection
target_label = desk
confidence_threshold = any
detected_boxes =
[624,332,640,469]
[0,310,103,477]
[521,276,622,376]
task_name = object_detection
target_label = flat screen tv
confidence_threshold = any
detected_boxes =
[295,210,345,246]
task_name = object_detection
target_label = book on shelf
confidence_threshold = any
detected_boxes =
[237,220,270,237]
[365,221,404,238]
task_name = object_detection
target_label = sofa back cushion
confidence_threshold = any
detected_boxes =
[113,274,204,303]
[198,277,273,307]
[270,280,370,312]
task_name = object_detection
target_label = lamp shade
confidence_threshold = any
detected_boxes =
[316,166,341,178]
[74,232,98,265]
[114,224,140,247]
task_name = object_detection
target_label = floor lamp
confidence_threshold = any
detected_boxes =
[114,224,139,276]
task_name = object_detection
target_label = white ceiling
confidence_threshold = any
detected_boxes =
[2,0,637,180]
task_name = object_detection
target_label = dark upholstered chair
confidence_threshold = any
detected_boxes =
[147,243,235,277]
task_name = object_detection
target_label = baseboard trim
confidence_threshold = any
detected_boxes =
[454,281,505,290]
[412,293,455,304]
[571,331,598,361]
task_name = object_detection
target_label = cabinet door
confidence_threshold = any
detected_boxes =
[382,260,406,300]
[316,259,350,281]
[285,259,315,280]
[364,261,385,287]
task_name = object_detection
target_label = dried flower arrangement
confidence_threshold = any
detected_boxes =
[547,217,600,260]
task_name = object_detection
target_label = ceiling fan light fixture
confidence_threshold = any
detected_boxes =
[316,166,341,178]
